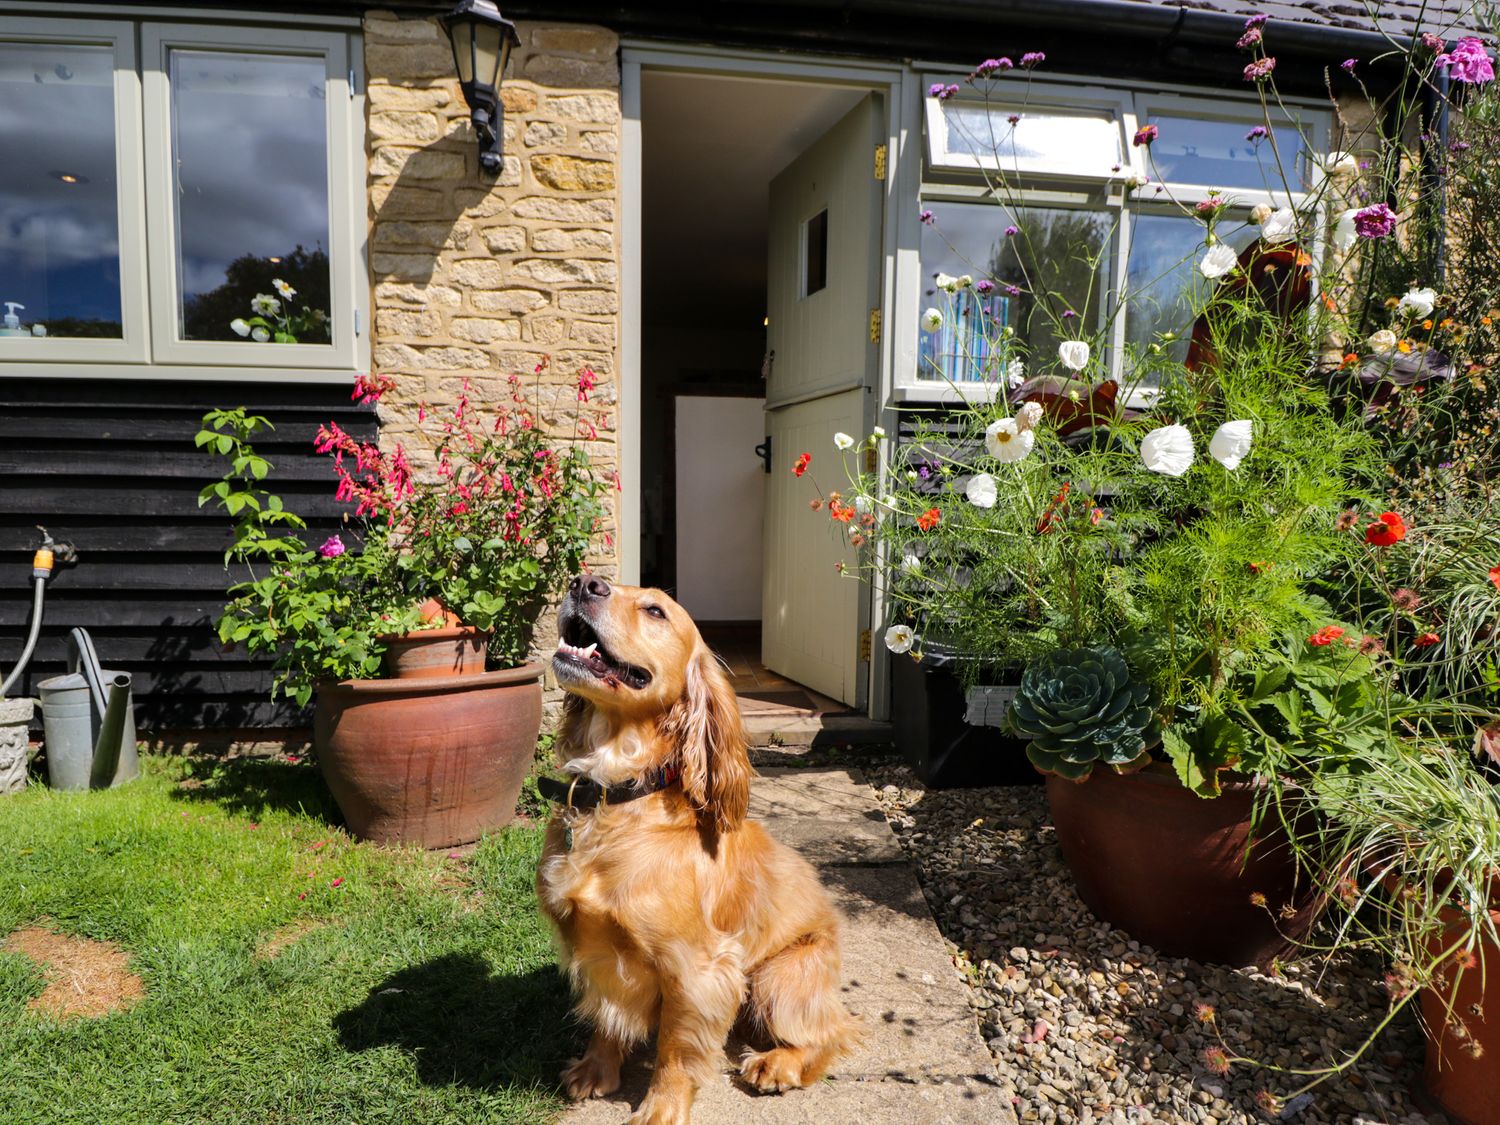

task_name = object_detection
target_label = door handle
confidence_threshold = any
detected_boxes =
[754,435,771,474]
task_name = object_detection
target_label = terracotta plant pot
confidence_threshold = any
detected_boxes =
[1045,764,1316,966]
[380,625,488,679]
[313,663,543,848]
[1418,879,1500,1125]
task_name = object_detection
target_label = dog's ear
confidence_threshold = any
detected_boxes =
[665,648,751,834]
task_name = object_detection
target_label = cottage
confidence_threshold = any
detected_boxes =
[0,0,1476,741]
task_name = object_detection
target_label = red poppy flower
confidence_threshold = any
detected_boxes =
[792,452,812,477]
[1365,511,1407,546]
[1490,564,1500,590]
[829,502,855,524]
[916,507,941,531]
[1413,631,1441,647]
[1307,625,1346,646]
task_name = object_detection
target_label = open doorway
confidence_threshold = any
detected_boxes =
[637,68,875,715]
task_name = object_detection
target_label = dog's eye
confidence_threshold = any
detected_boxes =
[643,605,667,620]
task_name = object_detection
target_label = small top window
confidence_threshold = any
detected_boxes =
[1143,113,1311,194]
[926,94,1129,180]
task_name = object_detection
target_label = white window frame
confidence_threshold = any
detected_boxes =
[898,73,1332,402]
[0,17,150,365]
[0,13,367,382]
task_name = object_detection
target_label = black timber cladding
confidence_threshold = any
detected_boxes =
[0,381,377,731]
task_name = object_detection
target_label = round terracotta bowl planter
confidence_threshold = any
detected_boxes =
[379,625,489,679]
[1045,764,1316,967]
[1418,880,1500,1125]
[313,663,543,849]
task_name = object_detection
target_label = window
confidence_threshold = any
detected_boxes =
[0,16,364,379]
[905,77,1329,399]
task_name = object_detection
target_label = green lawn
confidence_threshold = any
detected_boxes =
[0,756,578,1125]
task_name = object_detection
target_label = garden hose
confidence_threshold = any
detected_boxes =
[1,528,67,697]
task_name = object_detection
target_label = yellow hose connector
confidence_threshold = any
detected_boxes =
[32,547,54,579]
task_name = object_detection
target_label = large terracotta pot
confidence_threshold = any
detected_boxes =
[313,663,543,848]
[1418,879,1500,1125]
[1045,764,1316,966]
[379,625,488,679]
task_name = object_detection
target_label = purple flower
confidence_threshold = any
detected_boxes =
[1438,37,1495,84]
[1007,113,1021,125]
[974,57,1013,76]
[1133,123,1159,147]
[1005,284,1021,296]
[1243,57,1277,81]
[1245,13,1269,28]
[1422,32,1445,51]
[928,82,960,100]
[1246,125,1269,141]
[1004,224,1019,236]
[919,208,935,225]
[1020,51,1046,68]
[318,535,346,559]
[1062,309,1078,319]
[1353,202,1397,239]
[1341,58,1358,72]
[1451,140,1472,152]
[1237,27,1262,49]
[976,279,995,294]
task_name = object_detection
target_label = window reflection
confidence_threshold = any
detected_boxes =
[919,200,1112,381]
[0,42,121,338]
[940,103,1123,177]
[170,50,331,343]
[1144,114,1309,193]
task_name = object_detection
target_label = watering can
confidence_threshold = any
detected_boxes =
[37,628,138,790]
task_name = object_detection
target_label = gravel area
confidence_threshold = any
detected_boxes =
[862,764,1436,1125]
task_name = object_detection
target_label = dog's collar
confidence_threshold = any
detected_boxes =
[537,764,679,811]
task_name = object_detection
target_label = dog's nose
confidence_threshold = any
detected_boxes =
[571,575,611,601]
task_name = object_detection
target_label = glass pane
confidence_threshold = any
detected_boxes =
[0,41,121,338]
[1124,212,1260,371]
[918,199,1112,382]
[1143,114,1309,193]
[171,49,332,344]
[939,102,1122,177]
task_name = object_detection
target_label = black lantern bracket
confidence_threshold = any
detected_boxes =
[442,0,521,178]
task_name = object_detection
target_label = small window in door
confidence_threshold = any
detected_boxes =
[802,209,828,297]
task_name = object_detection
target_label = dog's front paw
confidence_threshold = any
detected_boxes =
[626,1088,693,1125]
[739,1047,806,1093]
[561,1053,622,1100]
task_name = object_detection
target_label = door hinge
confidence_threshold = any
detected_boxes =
[858,628,872,663]
[873,144,888,181]
[868,308,882,343]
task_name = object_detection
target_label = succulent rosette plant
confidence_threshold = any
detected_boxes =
[1009,646,1159,780]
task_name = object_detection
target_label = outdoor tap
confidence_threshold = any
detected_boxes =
[32,526,77,580]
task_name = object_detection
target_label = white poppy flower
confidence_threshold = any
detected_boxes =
[1249,203,1274,225]
[900,552,922,574]
[833,432,855,450]
[272,278,297,300]
[965,472,998,508]
[1367,328,1398,353]
[871,425,887,439]
[985,418,1036,463]
[1015,401,1043,432]
[1006,358,1026,388]
[1398,287,1437,319]
[922,307,944,332]
[251,326,271,343]
[884,624,915,654]
[1058,340,1091,371]
[251,294,280,317]
[230,318,251,337]
[957,274,973,289]
[853,494,873,515]
[1208,420,1254,470]
[1261,208,1297,243]
[1323,151,1358,176]
[1139,423,1195,476]
[935,273,960,293]
[1333,209,1359,252]
[1198,243,1239,279]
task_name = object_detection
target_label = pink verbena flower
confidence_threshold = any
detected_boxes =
[1438,37,1495,84]
[318,535,346,558]
[1243,57,1277,81]
[1020,51,1045,68]
[1244,12,1269,28]
[928,82,960,100]
[1353,202,1397,239]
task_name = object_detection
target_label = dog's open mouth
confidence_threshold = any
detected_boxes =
[555,615,652,690]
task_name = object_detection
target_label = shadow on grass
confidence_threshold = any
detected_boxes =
[170,756,343,825]
[333,953,582,1091]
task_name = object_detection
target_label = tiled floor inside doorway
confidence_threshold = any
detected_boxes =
[699,623,855,721]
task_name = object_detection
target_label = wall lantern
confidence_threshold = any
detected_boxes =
[442,0,520,176]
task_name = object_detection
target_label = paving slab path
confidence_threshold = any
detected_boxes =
[562,767,1016,1125]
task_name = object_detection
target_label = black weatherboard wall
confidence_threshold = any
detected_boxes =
[0,381,377,734]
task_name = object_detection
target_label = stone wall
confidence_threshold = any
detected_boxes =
[363,11,622,710]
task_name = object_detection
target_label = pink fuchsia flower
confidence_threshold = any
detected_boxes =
[1243,57,1277,81]
[318,535,346,558]
[351,373,396,404]
[1438,37,1495,84]
[928,82,960,100]
[1020,51,1045,68]
[1353,202,1397,239]
[1133,123,1158,146]
[577,366,599,403]
[1237,27,1262,49]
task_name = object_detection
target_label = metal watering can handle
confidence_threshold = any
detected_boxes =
[67,627,108,719]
